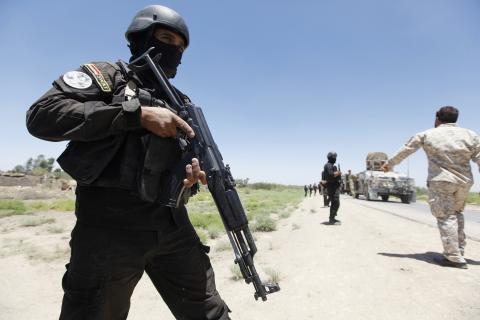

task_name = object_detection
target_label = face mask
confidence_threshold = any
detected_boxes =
[147,38,183,78]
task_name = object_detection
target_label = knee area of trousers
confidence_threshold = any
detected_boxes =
[62,263,105,305]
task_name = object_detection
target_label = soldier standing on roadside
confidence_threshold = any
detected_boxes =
[313,183,318,196]
[26,5,230,319]
[344,170,352,195]
[324,152,342,225]
[320,173,329,207]
[348,172,356,198]
[382,106,480,269]
[308,184,313,196]
[304,185,308,197]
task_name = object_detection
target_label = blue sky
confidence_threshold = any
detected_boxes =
[1,0,479,189]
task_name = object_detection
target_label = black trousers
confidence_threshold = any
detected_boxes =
[323,193,330,207]
[321,187,329,206]
[327,185,340,221]
[59,221,230,320]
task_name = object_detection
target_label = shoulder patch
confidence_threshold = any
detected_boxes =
[82,63,112,93]
[62,71,92,89]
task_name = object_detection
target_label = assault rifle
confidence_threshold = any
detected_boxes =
[129,48,280,301]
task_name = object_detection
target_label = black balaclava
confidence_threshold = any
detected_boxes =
[129,30,184,80]
[145,37,183,79]
[327,152,337,164]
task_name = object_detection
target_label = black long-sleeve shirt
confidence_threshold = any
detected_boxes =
[324,162,340,187]
[26,61,143,142]
[26,61,186,230]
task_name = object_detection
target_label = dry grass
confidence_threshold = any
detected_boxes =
[214,240,231,252]
[229,264,243,281]
[46,225,65,234]
[264,267,281,284]
[20,217,55,227]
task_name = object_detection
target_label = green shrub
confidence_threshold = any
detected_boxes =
[29,199,75,212]
[252,215,276,232]
[185,183,303,235]
[31,167,48,176]
[189,212,223,229]
[279,211,291,219]
[248,182,282,190]
[0,200,28,218]
[207,224,224,239]
[235,178,249,187]
[467,192,480,204]
[50,199,75,211]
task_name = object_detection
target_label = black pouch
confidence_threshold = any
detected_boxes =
[58,135,126,184]
[137,134,198,207]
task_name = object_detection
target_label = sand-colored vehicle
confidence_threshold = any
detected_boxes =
[354,152,416,203]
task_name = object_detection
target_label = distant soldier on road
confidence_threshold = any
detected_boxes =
[345,169,356,197]
[308,184,313,197]
[344,170,352,195]
[383,106,480,269]
[324,152,342,225]
[313,183,318,196]
[348,172,357,198]
[304,185,308,197]
[320,173,329,207]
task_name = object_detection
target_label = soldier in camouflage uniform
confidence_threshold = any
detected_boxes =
[383,106,480,269]
[320,173,329,207]
[347,171,356,198]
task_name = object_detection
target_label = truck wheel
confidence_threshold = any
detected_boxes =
[381,195,389,202]
[400,195,410,204]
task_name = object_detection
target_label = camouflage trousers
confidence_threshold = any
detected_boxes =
[428,181,471,263]
[348,180,355,197]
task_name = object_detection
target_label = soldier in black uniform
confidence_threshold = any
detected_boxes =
[313,183,318,196]
[26,5,230,320]
[308,184,313,196]
[324,152,342,225]
[320,172,329,207]
[304,185,308,197]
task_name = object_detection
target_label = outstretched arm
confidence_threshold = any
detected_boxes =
[383,133,424,171]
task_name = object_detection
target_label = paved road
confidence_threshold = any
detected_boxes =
[347,195,480,240]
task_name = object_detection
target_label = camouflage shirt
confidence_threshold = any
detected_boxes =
[387,123,480,185]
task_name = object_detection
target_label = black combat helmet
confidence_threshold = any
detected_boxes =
[327,152,337,160]
[125,5,190,47]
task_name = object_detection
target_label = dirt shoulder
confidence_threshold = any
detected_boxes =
[1,196,479,320]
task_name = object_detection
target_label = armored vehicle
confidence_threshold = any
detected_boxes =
[354,152,416,204]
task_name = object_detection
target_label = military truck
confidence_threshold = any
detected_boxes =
[354,152,416,204]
